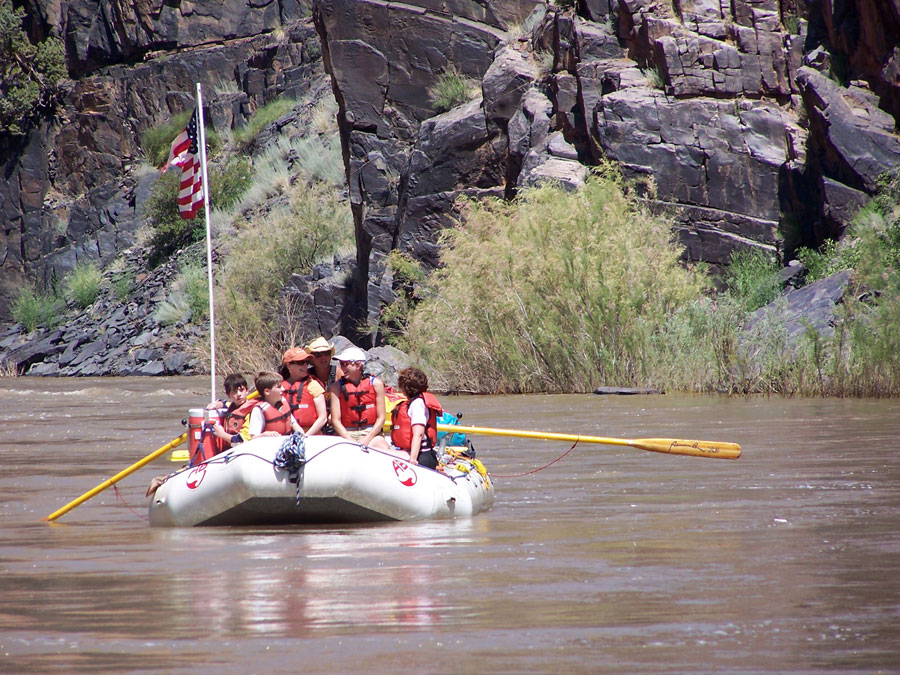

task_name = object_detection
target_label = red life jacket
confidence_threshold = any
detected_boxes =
[391,392,442,451]
[285,378,319,430]
[223,399,258,435]
[337,376,378,429]
[257,400,293,435]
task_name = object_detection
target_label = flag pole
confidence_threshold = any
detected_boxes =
[195,82,217,403]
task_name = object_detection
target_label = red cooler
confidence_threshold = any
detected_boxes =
[188,408,222,465]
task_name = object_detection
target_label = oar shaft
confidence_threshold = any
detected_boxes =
[43,433,188,522]
[437,424,741,460]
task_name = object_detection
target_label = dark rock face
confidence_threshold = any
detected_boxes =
[0,15,323,321]
[311,0,900,341]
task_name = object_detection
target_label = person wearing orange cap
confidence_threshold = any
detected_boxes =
[279,347,327,435]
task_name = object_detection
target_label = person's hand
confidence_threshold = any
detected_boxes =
[261,431,281,437]
[205,401,221,411]
[146,474,168,497]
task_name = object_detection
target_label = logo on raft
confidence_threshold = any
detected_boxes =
[186,465,206,490]
[392,460,417,487]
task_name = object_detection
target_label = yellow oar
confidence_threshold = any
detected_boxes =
[43,433,188,522]
[436,423,741,460]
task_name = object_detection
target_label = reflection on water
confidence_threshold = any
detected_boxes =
[1,377,899,671]
[152,520,485,636]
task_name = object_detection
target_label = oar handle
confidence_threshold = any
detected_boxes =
[43,433,188,522]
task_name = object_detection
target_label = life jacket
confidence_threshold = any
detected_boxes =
[337,375,378,429]
[257,399,293,435]
[391,392,442,451]
[283,377,319,430]
[223,399,258,435]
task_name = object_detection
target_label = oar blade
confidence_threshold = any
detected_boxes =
[631,438,742,460]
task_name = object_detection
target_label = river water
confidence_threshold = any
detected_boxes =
[1,376,898,672]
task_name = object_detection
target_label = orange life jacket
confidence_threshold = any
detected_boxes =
[283,377,319,430]
[337,376,378,429]
[390,392,442,451]
[223,399,258,435]
[257,400,293,435]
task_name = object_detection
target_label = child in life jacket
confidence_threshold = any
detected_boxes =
[244,371,303,438]
[329,346,390,450]
[279,347,328,435]
[391,367,443,469]
[208,373,256,451]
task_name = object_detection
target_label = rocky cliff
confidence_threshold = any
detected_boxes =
[1,0,899,375]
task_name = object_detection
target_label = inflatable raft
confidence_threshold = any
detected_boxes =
[148,434,494,527]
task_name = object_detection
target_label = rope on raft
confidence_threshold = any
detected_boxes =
[274,432,307,506]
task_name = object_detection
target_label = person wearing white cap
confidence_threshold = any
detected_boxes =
[329,346,390,450]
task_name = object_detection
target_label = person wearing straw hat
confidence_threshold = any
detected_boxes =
[305,336,337,388]
[329,346,390,450]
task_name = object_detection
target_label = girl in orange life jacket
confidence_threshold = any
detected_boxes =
[328,346,390,451]
[279,347,328,434]
[246,371,303,438]
[391,367,442,469]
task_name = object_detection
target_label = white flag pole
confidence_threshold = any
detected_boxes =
[195,82,217,403]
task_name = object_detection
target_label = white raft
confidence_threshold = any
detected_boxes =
[148,434,494,527]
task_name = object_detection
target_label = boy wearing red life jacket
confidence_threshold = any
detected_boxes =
[329,346,390,451]
[208,373,256,451]
[245,371,303,438]
[391,367,443,469]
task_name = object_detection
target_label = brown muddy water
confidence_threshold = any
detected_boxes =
[1,376,898,673]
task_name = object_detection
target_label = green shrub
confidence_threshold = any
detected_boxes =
[724,248,781,312]
[429,66,479,113]
[402,167,708,393]
[111,270,134,302]
[181,262,209,321]
[233,97,298,147]
[140,111,192,167]
[140,111,222,168]
[65,262,102,308]
[215,181,353,373]
[11,284,63,332]
[0,0,66,135]
[146,156,252,267]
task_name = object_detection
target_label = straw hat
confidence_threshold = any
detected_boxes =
[306,336,335,357]
[282,347,311,365]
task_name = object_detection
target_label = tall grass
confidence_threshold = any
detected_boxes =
[11,284,63,332]
[65,262,102,308]
[402,167,707,393]
[214,181,353,374]
[429,66,480,113]
[724,248,781,312]
[233,97,299,147]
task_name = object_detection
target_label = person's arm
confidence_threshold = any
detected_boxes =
[408,424,426,464]
[361,378,387,446]
[329,386,351,440]
[306,394,328,435]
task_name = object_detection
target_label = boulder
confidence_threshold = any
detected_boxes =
[798,67,900,193]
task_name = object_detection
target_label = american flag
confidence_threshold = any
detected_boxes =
[164,109,204,219]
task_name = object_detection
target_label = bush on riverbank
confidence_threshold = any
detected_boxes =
[401,166,708,393]
[399,166,900,396]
